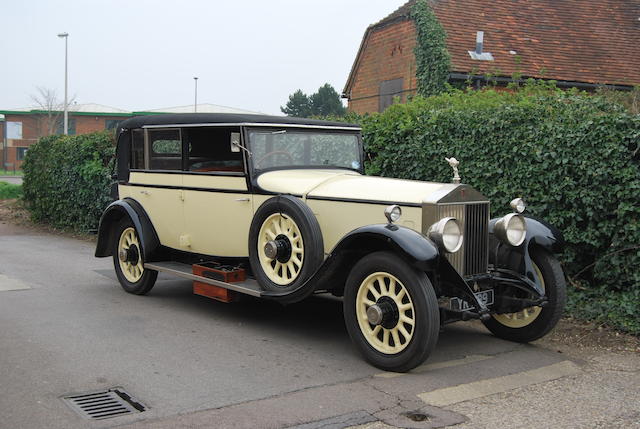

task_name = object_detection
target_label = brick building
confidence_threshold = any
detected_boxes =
[0,103,261,170]
[343,0,640,114]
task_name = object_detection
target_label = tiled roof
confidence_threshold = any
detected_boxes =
[355,0,640,87]
[1,103,264,116]
[1,103,130,115]
[135,103,264,115]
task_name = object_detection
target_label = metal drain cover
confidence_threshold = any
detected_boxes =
[62,387,146,420]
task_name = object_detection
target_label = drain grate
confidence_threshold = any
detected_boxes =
[62,388,146,420]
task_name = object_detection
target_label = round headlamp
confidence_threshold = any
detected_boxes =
[510,198,526,213]
[384,205,402,223]
[428,217,463,253]
[494,213,526,246]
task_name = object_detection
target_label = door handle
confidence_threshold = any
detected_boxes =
[140,190,151,195]
[235,198,250,202]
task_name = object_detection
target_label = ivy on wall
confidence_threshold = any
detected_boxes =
[411,0,451,97]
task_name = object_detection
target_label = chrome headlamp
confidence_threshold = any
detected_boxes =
[510,198,526,213]
[384,205,402,223]
[494,213,526,246]
[428,217,463,253]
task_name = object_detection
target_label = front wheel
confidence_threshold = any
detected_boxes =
[112,218,157,295]
[343,251,440,372]
[483,247,566,342]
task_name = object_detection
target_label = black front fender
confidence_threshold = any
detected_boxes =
[94,198,160,261]
[261,224,440,304]
[331,224,440,270]
[489,215,564,294]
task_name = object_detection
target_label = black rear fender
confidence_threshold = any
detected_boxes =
[94,198,160,261]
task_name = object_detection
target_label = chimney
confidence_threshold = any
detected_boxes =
[468,31,494,61]
[475,31,484,54]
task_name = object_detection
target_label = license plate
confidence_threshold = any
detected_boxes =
[450,290,494,311]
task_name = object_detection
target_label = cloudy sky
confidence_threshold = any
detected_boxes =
[1,0,408,115]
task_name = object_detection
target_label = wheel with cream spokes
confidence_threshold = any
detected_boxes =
[344,251,439,372]
[112,218,157,295]
[258,213,304,285]
[249,196,323,292]
[483,247,566,342]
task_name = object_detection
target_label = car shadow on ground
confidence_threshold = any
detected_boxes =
[94,269,525,364]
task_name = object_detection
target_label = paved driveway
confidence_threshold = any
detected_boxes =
[0,175,23,185]
[0,223,589,429]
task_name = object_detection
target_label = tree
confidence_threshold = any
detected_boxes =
[30,86,75,137]
[309,84,346,117]
[281,84,346,118]
[281,89,312,117]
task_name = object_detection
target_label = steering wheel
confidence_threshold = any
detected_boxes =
[255,150,294,168]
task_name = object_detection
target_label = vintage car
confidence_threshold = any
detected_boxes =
[96,113,566,372]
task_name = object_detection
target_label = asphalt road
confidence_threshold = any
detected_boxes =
[0,176,23,185]
[0,223,581,429]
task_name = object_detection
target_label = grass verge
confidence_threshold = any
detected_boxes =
[0,182,23,199]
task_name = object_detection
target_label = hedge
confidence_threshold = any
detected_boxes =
[22,131,114,231]
[358,84,640,334]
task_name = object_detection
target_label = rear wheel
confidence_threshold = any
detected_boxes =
[343,252,439,372]
[112,218,157,295]
[483,247,566,342]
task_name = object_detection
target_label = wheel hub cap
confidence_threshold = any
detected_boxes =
[263,235,292,263]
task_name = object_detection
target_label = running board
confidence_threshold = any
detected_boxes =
[144,261,263,298]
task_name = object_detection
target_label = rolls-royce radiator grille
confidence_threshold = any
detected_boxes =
[437,203,490,277]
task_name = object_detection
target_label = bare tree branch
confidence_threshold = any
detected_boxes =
[30,86,76,136]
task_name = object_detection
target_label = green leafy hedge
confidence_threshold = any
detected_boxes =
[22,132,115,231]
[358,84,640,334]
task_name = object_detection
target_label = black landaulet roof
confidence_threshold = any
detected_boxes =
[119,113,360,130]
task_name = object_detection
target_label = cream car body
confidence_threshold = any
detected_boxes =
[96,113,567,373]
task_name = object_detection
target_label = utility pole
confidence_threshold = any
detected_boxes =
[57,32,69,135]
[194,77,199,112]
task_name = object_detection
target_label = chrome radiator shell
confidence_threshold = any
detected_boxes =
[422,184,490,277]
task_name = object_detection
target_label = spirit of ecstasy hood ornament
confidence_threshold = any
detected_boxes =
[445,157,461,184]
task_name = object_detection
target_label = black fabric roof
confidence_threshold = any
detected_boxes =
[119,113,360,130]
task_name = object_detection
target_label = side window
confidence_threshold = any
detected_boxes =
[131,129,145,169]
[147,129,182,171]
[186,127,243,173]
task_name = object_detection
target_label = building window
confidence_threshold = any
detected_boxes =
[55,118,77,135]
[147,129,182,171]
[105,120,122,130]
[6,121,23,139]
[379,78,404,112]
[16,147,28,161]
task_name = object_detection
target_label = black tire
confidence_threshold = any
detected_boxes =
[343,251,440,372]
[249,195,324,292]
[112,217,158,295]
[483,246,566,342]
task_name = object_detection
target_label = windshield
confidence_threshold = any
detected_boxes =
[247,128,362,172]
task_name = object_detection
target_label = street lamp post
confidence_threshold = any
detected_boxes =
[57,32,69,135]
[194,77,198,112]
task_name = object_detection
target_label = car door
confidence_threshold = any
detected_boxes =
[124,128,186,250]
[181,126,253,257]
